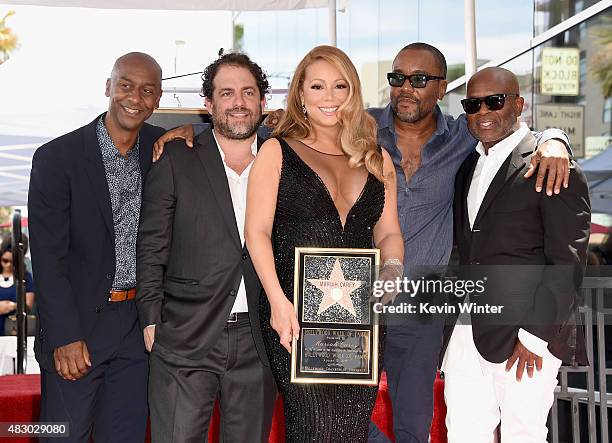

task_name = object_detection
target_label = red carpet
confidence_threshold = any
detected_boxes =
[0,375,41,443]
[0,372,447,443]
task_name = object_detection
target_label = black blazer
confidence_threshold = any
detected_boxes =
[28,114,164,371]
[136,128,269,366]
[444,130,590,365]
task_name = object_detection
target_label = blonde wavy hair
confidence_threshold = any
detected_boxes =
[273,45,385,183]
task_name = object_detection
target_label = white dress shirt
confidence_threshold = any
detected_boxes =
[442,123,548,374]
[213,130,257,314]
[467,123,529,229]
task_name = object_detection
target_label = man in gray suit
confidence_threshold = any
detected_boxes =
[136,53,276,442]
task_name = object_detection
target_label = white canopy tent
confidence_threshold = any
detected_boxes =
[3,1,333,10]
[3,0,340,46]
[2,0,342,45]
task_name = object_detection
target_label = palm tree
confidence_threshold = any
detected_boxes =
[588,15,612,98]
[0,10,18,65]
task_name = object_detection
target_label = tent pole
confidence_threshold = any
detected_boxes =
[329,0,337,47]
[464,0,477,82]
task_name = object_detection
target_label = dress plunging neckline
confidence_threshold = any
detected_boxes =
[281,138,371,232]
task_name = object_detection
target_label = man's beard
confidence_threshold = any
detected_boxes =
[390,94,429,123]
[211,105,260,140]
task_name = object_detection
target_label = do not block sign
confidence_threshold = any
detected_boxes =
[541,47,580,96]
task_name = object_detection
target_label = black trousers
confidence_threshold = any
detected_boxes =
[39,300,149,443]
[369,324,444,443]
[148,315,277,443]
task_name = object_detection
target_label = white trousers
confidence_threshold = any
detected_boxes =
[443,326,562,443]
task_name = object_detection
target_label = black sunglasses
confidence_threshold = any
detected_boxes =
[1,258,12,264]
[461,93,518,114]
[387,72,445,88]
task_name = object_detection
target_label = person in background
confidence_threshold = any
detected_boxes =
[0,239,34,335]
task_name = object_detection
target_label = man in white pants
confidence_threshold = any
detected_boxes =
[441,67,590,442]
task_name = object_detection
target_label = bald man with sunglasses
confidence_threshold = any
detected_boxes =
[440,66,589,442]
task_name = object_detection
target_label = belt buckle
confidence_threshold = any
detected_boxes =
[227,312,238,323]
[108,289,128,302]
[107,291,118,302]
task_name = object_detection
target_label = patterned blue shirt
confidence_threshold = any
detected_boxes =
[370,104,473,269]
[369,104,569,271]
[96,116,141,290]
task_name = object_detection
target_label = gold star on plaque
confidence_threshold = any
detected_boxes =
[308,258,363,317]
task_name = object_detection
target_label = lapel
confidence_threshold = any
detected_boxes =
[256,134,265,151]
[194,128,242,248]
[138,125,153,179]
[473,130,537,228]
[82,114,114,238]
[459,152,479,240]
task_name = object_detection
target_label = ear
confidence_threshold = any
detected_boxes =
[437,80,448,100]
[154,84,163,109]
[105,78,111,98]
[204,96,212,110]
[515,95,525,117]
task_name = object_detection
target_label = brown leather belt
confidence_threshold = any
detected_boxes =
[108,288,136,302]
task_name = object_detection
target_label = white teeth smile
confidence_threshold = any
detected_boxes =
[122,106,140,115]
[479,121,494,127]
[320,107,338,113]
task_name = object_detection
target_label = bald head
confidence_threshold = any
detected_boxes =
[105,52,162,139]
[111,52,162,84]
[464,67,524,150]
[467,67,519,97]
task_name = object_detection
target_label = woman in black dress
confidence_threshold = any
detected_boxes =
[245,45,403,442]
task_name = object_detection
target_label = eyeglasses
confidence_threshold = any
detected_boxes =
[387,72,445,88]
[1,258,12,265]
[460,93,518,114]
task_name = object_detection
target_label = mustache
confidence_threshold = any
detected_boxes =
[225,107,253,116]
[396,93,419,102]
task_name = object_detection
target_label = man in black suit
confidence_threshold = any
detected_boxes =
[28,52,164,442]
[441,67,590,442]
[136,53,276,442]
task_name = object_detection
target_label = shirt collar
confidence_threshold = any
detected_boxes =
[96,114,139,160]
[476,122,530,158]
[212,130,258,162]
[432,105,450,137]
[379,103,449,137]
[379,103,395,132]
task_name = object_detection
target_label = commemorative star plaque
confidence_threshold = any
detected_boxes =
[291,247,380,385]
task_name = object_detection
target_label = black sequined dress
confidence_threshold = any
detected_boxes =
[259,138,386,442]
